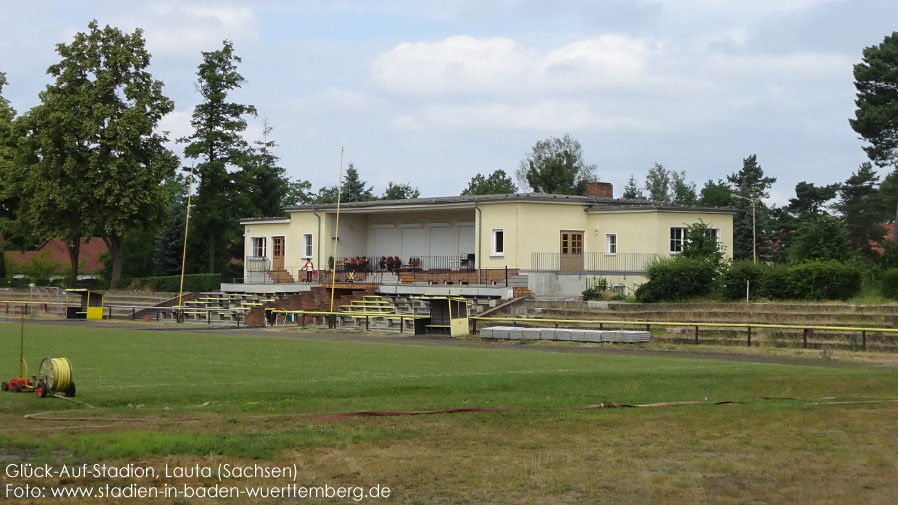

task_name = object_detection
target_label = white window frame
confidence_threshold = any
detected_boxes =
[605,233,617,255]
[251,237,267,258]
[491,229,505,257]
[302,233,313,259]
[710,228,721,249]
[670,227,686,254]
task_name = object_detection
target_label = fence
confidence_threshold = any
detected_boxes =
[530,252,658,272]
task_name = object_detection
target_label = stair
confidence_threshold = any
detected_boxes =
[269,269,295,283]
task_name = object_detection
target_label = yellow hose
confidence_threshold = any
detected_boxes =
[40,357,72,393]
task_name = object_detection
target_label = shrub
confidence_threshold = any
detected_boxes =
[635,257,717,302]
[582,278,610,301]
[881,268,898,299]
[785,261,862,300]
[760,264,793,300]
[130,274,221,293]
[720,261,765,300]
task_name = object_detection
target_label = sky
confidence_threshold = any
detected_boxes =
[1,0,896,205]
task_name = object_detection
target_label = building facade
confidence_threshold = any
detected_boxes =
[237,184,734,298]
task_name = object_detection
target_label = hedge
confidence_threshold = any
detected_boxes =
[881,268,898,300]
[635,257,717,302]
[129,274,221,293]
[720,261,765,300]
[785,261,862,300]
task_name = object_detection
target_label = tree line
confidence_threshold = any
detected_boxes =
[0,22,424,288]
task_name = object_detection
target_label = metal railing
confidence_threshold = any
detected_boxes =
[245,257,270,272]
[529,252,658,272]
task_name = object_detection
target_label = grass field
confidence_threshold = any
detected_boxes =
[1,322,897,504]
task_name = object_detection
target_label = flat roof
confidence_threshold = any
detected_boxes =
[240,193,736,223]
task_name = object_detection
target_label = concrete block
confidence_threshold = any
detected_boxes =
[521,328,541,340]
[491,327,510,339]
[581,330,603,343]
[539,328,558,340]
[507,327,524,340]
[602,331,622,343]
[555,329,572,341]
[479,328,495,339]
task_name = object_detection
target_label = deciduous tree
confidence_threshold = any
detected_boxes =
[515,134,596,194]
[461,169,517,195]
[382,182,420,200]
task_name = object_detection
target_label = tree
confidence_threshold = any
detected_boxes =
[850,32,898,168]
[339,162,374,203]
[881,169,898,241]
[698,179,732,207]
[0,72,18,239]
[180,40,257,273]
[670,170,697,205]
[788,181,839,218]
[282,179,313,207]
[235,121,291,218]
[382,182,420,200]
[728,155,777,260]
[313,185,339,204]
[515,134,596,194]
[644,163,671,202]
[682,221,724,272]
[152,176,188,276]
[23,22,177,287]
[837,162,884,257]
[622,175,644,199]
[461,169,517,195]
[789,215,852,263]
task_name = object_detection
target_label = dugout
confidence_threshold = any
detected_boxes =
[422,296,469,337]
[66,289,104,320]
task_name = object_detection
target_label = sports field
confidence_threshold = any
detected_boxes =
[1,322,897,504]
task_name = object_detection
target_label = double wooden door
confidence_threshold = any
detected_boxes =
[560,231,584,271]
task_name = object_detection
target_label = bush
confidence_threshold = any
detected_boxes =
[783,261,862,300]
[582,278,610,301]
[720,261,765,300]
[130,274,222,293]
[635,257,717,302]
[881,268,898,299]
[760,264,793,300]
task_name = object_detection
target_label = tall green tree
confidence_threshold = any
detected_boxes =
[461,169,517,195]
[837,162,885,257]
[727,155,776,260]
[234,121,290,218]
[881,169,898,242]
[152,176,188,276]
[670,170,697,205]
[382,182,420,200]
[515,134,596,194]
[644,163,671,202]
[850,32,898,168]
[24,22,177,287]
[0,72,18,238]
[698,179,732,207]
[180,40,257,273]
[621,175,644,199]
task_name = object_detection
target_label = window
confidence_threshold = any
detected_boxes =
[670,227,686,254]
[251,237,267,258]
[303,234,313,258]
[710,228,721,248]
[491,229,504,256]
[605,234,617,255]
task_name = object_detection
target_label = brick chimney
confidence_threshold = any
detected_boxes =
[586,182,613,198]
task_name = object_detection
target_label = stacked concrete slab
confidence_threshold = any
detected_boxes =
[479,326,650,343]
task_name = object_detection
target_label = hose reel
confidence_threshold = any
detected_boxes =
[35,357,75,398]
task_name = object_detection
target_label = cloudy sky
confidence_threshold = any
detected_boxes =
[2,1,896,204]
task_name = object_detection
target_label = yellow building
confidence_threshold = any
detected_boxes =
[235,183,734,298]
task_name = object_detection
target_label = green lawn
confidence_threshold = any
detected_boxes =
[1,322,897,503]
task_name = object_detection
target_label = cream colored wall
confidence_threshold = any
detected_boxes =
[587,211,735,260]
[477,202,589,269]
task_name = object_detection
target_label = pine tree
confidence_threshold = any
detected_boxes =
[837,162,885,257]
[621,175,644,199]
[727,155,776,260]
[340,163,374,203]
[180,40,257,273]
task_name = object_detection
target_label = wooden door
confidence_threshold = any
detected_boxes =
[560,231,584,272]
[272,236,285,270]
